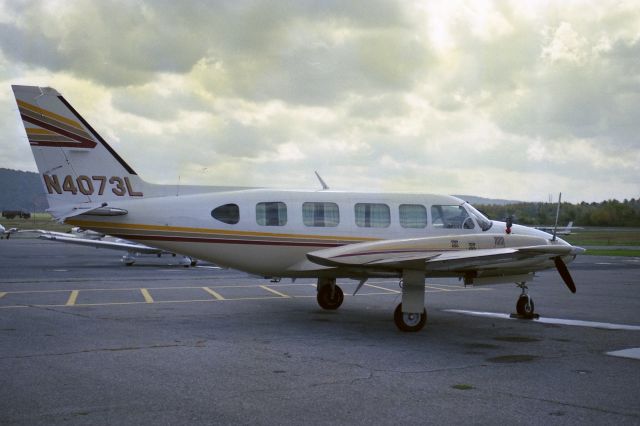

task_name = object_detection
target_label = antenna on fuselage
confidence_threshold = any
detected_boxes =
[314,171,329,190]
[552,192,562,241]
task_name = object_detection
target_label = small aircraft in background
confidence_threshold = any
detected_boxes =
[535,221,581,236]
[12,85,585,332]
[7,227,197,266]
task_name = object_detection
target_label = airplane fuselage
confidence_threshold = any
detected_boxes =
[64,189,572,279]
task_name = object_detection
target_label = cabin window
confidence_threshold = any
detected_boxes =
[355,203,390,228]
[303,202,340,227]
[211,203,240,224]
[431,205,475,229]
[256,202,287,226]
[399,204,427,228]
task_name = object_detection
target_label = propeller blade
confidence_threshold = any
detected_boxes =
[554,256,576,293]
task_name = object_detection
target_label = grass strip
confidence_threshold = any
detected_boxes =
[585,249,640,257]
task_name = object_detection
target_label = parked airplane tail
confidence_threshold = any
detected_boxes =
[12,85,146,219]
[13,85,249,220]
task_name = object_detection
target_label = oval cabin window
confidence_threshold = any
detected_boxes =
[211,203,240,224]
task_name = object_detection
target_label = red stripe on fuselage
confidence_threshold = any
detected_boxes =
[115,234,343,248]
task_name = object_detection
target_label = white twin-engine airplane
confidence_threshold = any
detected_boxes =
[12,85,585,332]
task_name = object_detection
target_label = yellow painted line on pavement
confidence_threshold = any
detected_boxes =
[202,287,225,300]
[430,287,491,292]
[365,283,401,294]
[66,290,79,306]
[425,285,453,291]
[0,283,316,294]
[140,288,154,303]
[0,284,491,310]
[0,292,6,299]
[259,285,290,298]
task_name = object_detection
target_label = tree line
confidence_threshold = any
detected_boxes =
[476,198,640,227]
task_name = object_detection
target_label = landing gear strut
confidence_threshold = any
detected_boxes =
[394,269,427,332]
[316,278,344,310]
[515,282,535,317]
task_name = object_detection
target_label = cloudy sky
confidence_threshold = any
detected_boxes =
[1,0,638,202]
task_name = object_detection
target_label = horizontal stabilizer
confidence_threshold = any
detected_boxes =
[38,234,161,254]
[47,203,128,222]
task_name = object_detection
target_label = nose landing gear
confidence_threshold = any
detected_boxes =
[515,282,536,318]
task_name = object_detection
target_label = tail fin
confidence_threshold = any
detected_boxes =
[12,85,145,219]
[566,221,573,230]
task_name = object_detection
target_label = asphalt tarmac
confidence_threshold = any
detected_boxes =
[1,239,639,425]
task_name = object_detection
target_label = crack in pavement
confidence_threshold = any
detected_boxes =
[0,342,203,360]
[493,390,640,419]
[29,304,95,319]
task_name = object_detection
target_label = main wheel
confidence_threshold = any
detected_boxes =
[122,255,135,266]
[393,303,427,332]
[317,285,344,310]
[516,295,535,316]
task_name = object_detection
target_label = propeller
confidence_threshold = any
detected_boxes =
[554,256,576,293]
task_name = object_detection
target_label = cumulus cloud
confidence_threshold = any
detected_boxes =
[0,0,638,202]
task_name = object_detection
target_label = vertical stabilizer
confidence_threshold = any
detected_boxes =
[12,85,145,219]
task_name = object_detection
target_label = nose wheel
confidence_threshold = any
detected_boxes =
[516,295,535,316]
[515,282,535,318]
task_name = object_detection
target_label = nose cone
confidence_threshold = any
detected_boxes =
[494,221,554,239]
[570,245,586,255]
[494,221,587,256]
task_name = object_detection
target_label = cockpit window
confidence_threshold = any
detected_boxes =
[431,205,475,229]
[464,203,493,231]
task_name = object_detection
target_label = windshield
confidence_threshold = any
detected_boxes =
[464,203,493,231]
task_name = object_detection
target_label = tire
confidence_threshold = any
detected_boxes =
[516,296,535,316]
[317,285,344,310]
[393,303,427,332]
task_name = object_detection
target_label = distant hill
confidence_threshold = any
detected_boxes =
[0,168,47,212]
[453,195,522,205]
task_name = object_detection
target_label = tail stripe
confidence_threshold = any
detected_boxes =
[26,129,76,145]
[20,106,92,139]
[58,95,136,175]
[16,99,83,129]
[21,112,97,148]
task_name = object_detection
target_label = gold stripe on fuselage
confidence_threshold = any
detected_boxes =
[66,219,378,243]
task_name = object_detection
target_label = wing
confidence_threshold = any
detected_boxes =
[306,234,573,273]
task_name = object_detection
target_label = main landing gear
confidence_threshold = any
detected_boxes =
[515,282,535,318]
[315,270,429,332]
[393,304,427,332]
[316,278,344,310]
